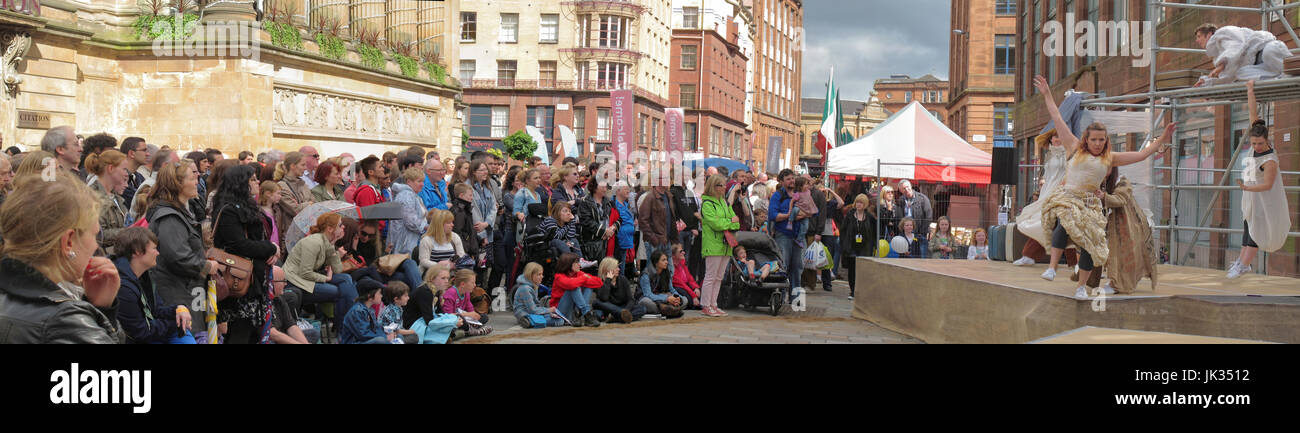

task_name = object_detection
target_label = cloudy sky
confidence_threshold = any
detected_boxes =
[800,0,952,103]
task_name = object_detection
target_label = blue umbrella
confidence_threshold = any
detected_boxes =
[681,157,750,174]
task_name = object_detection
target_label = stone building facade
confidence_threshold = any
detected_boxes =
[873,74,950,125]
[1,0,462,158]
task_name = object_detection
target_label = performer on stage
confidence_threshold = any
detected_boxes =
[1228,80,1292,279]
[1097,169,1158,294]
[1033,75,1175,299]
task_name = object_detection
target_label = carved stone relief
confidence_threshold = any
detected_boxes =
[273,86,439,141]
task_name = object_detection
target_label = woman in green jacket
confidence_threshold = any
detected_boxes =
[699,174,740,317]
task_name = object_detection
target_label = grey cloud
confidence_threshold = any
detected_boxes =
[800,0,951,101]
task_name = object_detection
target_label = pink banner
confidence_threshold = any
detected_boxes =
[665,108,684,162]
[610,89,635,162]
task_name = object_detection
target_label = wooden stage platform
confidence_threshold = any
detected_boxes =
[850,258,1300,344]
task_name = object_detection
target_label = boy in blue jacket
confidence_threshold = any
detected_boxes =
[340,279,393,344]
[113,227,194,344]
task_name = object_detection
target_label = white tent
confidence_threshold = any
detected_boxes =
[826,101,992,184]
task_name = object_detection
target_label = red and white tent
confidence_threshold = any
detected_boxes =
[826,101,992,184]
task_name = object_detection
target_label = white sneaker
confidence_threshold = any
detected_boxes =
[1074,287,1088,300]
[1012,256,1035,266]
[847,295,854,300]
[579,259,597,268]
[1041,268,1057,281]
[1226,264,1251,279]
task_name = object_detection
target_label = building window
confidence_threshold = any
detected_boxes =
[905,91,912,103]
[995,34,1016,75]
[997,0,1016,15]
[710,126,721,154]
[683,7,699,28]
[599,15,625,48]
[497,60,516,87]
[539,61,557,87]
[679,84,696,108]
[1087,0,1099,64]
[577,14,590,47]
[527,106,555,140]
[540,14,559,43]
[597,108,611,141]
[638,114,647,147]
[994,103,1013,136]
[681,45,697,70]
[651,118,660,149]
[574,107,586,141]
[490,106,509,138]
[685,122,697,151]
[500,13,519,43]
[460,12,476,42]
[459,60,475,85]
[467,106,493,138]
[596,62,628,89]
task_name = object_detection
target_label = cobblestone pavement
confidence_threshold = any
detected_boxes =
[463,274,922,344]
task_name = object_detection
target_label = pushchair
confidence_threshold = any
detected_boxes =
[719,231,788,316]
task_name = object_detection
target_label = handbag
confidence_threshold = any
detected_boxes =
[527,314,550,328]
[206,206,254,298]
[376,254,408,275]
[470,286,490,315]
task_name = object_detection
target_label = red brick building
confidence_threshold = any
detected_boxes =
[874,74,951,124]
[670,23,750,159]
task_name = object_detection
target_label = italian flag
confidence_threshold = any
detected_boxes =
[815,67,841,159]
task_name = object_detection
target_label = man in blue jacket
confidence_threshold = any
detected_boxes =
[420,158,449,211]
[768,169,807,303]
[113,227,195,344]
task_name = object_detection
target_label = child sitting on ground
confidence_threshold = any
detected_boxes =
[512,262,565,328]
[380,282,419,344]
[444,269,493,336]
[340,279,393,344]
[670,243,701,308]
[733,245,777,281]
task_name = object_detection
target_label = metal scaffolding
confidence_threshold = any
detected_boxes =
[1073,0,1300,273]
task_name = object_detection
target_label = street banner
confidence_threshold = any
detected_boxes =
[611,89,634,161]
[767,136,782,173]
[559,125,579,158]
[665,107,684,162]
[526,125,549,162]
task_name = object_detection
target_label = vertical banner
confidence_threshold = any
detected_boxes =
[526,125,549,163]
[559,125,579,159]
[766,136,782,173]
[611,89,635,162]
[665,108,684,163]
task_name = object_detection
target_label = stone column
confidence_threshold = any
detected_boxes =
[0,30,31,146]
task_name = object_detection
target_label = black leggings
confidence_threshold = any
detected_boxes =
[1051,224,1095,271]
[1241,220,1258,248]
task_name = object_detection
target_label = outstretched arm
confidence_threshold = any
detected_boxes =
[1033,75,1078,155]
[1113,122,1177,167]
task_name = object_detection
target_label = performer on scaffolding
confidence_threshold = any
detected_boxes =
[1228,80,1292,279]
[1194,24,1293,87]
[1033,75,1176,300]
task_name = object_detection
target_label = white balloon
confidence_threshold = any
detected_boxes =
[890,236,909,254]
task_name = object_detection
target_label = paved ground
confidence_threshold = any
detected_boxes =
[461,273,922,344]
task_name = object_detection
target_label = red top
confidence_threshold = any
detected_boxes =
[672,257,700,299]
[354,183,386,230]
[549,271,604,308]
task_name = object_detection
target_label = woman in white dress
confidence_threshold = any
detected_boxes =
[1033,75,1177,299]
[1227,80,1291,279]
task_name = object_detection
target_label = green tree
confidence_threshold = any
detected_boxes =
[503,130,537,162]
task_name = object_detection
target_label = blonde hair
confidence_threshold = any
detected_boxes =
[932,215,953,239]
[257,180,280,207]
[899,217,915,233]
[451,268,476,290]
[879,185,896,209]
[853,193,871,207]
[14,151,54,179]
[422,262,451,292]
[426,209,454,244]
[84,149,126,177]
[0,172,101,283]
[273,151,304,181]
[146,159,195,212]
[598,257,620,278]
[1072,122,1114,167]
[522,262,544,282]
[550,165,576,187]
[401,166,424,184]
[703,174,727,198]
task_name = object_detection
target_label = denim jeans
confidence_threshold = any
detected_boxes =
[556,287,593,323]
[916,233,930,259]
[774,232,803,302]
[293,273,359,329]
[613,246,631,279]
[388,259,422,293]
[551,239,581,257]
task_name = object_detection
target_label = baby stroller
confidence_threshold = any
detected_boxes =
[719,231,788,316]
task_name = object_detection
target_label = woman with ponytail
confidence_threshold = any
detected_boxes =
[85,149,131,255]
[1228,80,1291,279]
[273,151,313,246]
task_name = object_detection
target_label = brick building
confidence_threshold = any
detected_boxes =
[797,96,889,165]
[459,0,673,161]
[948,0,1018,154]
[1013,0,1300,276]
[745,0,802,174]
[874,74,950,125]
[670,7,749,160]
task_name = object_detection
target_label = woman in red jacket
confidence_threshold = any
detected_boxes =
[549,253,603,327]
[670,244,701,309]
